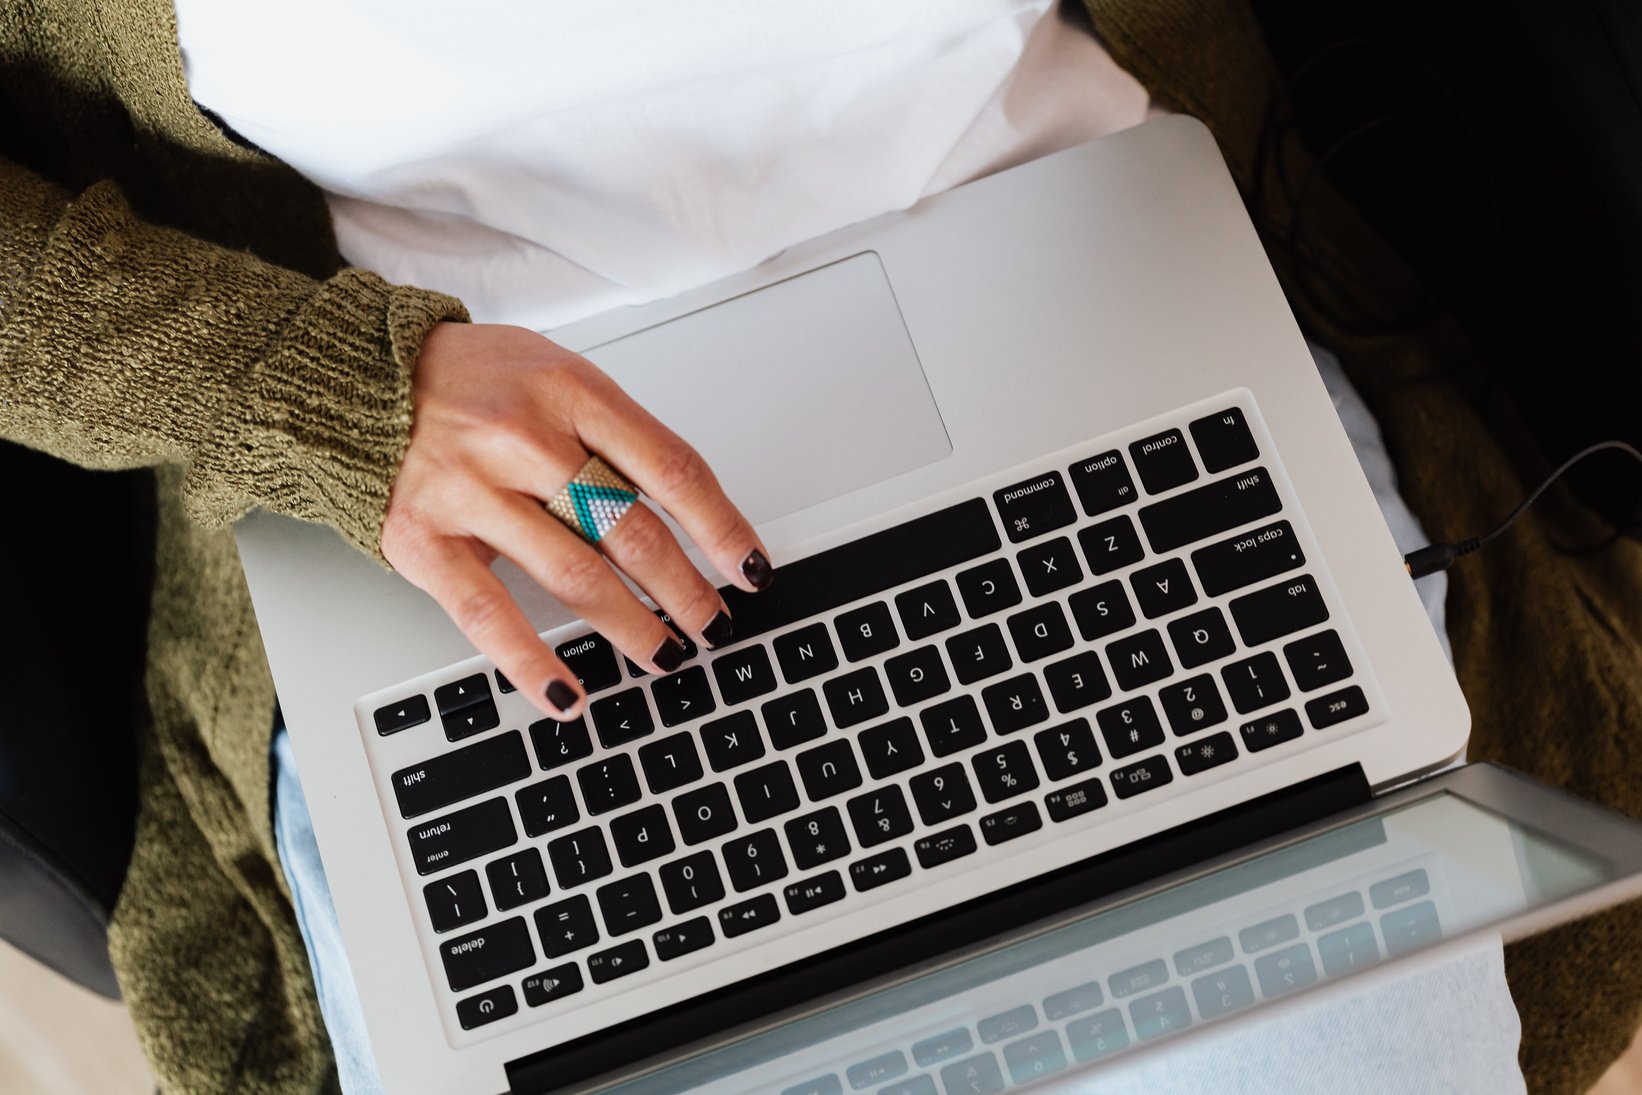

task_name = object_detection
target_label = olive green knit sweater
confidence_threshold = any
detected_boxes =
[2,3,1638,1094]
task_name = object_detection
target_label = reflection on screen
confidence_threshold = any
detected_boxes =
[605,793,1611,1095]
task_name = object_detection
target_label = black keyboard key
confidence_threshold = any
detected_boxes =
[1034,718,1101,781]
[1043,650,1112,713]
[546,827,613,889]
[1306,685,1370,729]
[424,870,486,933]
[850,847,911,892]
[650,666,716,727]
[834,601,899,662]
[587,939,649,984]
[1107,629,1173,691]
[515,776,580,837]
[713,645,778,706]
[859,717,925,779]
[590,687,654,748]
[972,741,1040,804]
[884,646,951,707]
[442,698,500,742]
[702,710,765,771]
[1078,515,1146,576]
[577,754,642,815]
[1129,558,1197,619]
[1068,580,1135,642]
[638,732,704,794]
[944,624,1013,685]
[1189,406,1259,472]
[1129,428,1198,494]
[1069,449,1139,516]
[1229,573,1329,647]
[723,828,788,892]
[522,963,584,1007]
[393,731,531,819]
[784,871,846,915]
[458,984,518,1030]
[529,717,592,772]
[1138,466,1282,554]
[609,803,675,868]
[1283,630,1352,692]
[847,784,914,847]
[674,784,737,845]
[979,1003,1039,1044]
[762,690,828,750]
[994,470,1077,543]
[495,671,516,694]
[785,807,852,870]
[914,1029,976,1068]
[920,695,989,757]
[1176,731,1238,775]
[774,623,839,684]
[736,760,800,823]
[625,610,699,677]
[956,558,1023,619]
[1191,520,1304,596]
[660,851,725,914]
[1167,607,1236,670]
[534,894,600,958]
[1221,651,1290,714]
[441,916,533,993]
[557,634,621,693]
[408,798,516,876]
[895,580,962,640]
[980,801,1042,845]
[1017,536,1082,598]
[1240,708,1304,752]
[982,674,1049,735]
[916,825,978,869]
[1111,755,1173,799]
[1045,776,1108,822]
[595,875,662,936]
[653,917,714,961]
[435,673,492,716]
[1159,675,1228,736]
[796,738,863,801]
[486,848,551,912]
[1007,602,1073,662]
[1044,981,1107,1022]
[910,763,978,825]
[822,666,889,728]
[719,893,781,938]
[1096,697,1164,760]
[375,694,430,736]
[848,1051,911,1091]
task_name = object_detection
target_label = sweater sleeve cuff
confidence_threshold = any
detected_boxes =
[185,267,469,560]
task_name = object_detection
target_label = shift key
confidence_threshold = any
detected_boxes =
[393,731,531,819]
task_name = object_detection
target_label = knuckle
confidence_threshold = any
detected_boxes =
[544,546,610,605]
[608,507,672,567]
[674,581,722,629]
[380,510,434,571]
[450,588,510,641]
[650,440,709,499]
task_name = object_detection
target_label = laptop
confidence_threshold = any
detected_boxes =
[235,116,1642,1094]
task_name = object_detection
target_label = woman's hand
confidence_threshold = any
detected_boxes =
[381,322,772,719]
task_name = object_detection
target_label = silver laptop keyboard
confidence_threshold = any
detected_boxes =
[358,393,1382,1044]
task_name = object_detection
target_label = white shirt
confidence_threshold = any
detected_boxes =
[173,1,1150,329]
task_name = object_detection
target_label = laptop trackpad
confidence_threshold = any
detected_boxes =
[581,253,952,526]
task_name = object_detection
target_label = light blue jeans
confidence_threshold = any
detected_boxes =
[272,347,1455,1094]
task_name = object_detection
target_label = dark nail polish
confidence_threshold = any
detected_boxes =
[545,679,578,714]
[701,610,735,649]
[652,637,686,674]
[740,549,774,591]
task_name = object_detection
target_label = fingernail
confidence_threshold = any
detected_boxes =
[701,610,735,649]
[740,549,774,591]
[545,679,579,715]
[652,637,686,674]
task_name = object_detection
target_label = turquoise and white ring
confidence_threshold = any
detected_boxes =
[545,455,640,545]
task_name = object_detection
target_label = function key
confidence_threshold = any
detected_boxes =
[784,871,846,915]
[847,1050,909,1090]
[1077,516,1146,576]
[590,687,654,748]
[1190,520,1304,597]
[529,717,592,771]
[521,963,583,1007]
[1110,755,1173,800]
[1166,607,1236,670]
[423,869,486,933]
[956,558,1023,619]
[915,824,978,868]
[1189,407,1260,473]
[718,893,781,938]
[822,666,889,728]
[1305,685,1369,729]
[713,645,778,706]
[1129,558,1197,619]
[556,634,621,693]
[486,847,551,911]
[1221,651,1290,714]
[762,690,828,750]
[1175,731,1238,776]
[979,1003,1039,1044]
[1159,674,1228,736]
[435,673,492,716]
[650,665,716,727]
[774,623,839,684]
[1129,428,1198,494]
[834,601,899,662]
[914,1028,975,1067]
[1238,708,1304,753]
[850,847,911,892]
[1044,980,1107,1021]
[993,471,1077,543]
[980,801,1043,845]
[456,984,518,1030]
[1044,776,1108,822]
[653,917,714,961]
[440,916,534,993]
[894,580,961,640]
[1068,449,1139,516]
[375,694,431,736]
[392,731,531,819]
[586,939,649,984]
[534,894,600,958]
[1283,630,1352,692]
[1017,536,1083,598]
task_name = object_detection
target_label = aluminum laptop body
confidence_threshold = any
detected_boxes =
[236,116,1487,1094]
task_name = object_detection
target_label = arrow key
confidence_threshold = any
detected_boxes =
[586,939,649,985]
[441,697,500,742]
[521,963,584,1007]
[374,694,431,736]
[653,916,715,961]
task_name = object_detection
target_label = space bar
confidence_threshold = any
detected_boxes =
[718,498,1000,645]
